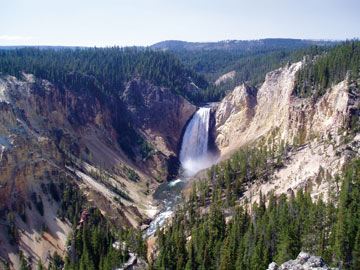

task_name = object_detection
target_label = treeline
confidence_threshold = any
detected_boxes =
[0,47,208,103]
[151,156,360,270]
[294,40,360,99]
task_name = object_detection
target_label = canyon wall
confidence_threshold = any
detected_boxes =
[213,62,360,205]
[0,74,195,269]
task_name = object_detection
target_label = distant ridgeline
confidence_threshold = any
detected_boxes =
[0,47,208,104]
[293,40,360,100]
[151,38,338,101]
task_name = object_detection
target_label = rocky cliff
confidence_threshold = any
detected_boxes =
[0,73,195,269]
[215,62,302,152]
[214,61,359,155]
[122,77,196,157]
[213,61,360,204]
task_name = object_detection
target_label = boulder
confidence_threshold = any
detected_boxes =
[266,252,337,270]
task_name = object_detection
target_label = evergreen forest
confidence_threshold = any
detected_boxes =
[0,47,208,103]
[1,39,360,270]
[294,40,360,100]
[151,148,360,270]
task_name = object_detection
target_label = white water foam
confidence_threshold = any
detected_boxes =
[144,204,174,237]
[168,179,182,187]
[179,107,212,176]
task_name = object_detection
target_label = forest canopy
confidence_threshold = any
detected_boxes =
[0,47,208,104]
[293,40,360,100]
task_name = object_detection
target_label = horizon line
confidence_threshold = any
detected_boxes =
[0,37,356,49]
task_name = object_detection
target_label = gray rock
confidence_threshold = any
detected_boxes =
[266,252,338,270]
[296,251,311,265]
[267,262,279,270]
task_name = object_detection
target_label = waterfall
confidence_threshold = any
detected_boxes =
[179,107,211,176]
[144,106,214,238]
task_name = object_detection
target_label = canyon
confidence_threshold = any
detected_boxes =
[0,51,359,269]
[0,73,195,269]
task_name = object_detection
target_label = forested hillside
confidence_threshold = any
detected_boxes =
[0,47,208,103]
[150,40,360,270]
[151,39,334,52]
[178,48,308,101]
[152,39,337,101]
[0,40,343,104]
[294,40,360,99]
[152,149,360,270]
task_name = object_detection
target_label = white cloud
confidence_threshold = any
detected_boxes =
[0,35,34,41]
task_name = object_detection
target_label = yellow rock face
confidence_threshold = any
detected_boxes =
[214,62,352,156]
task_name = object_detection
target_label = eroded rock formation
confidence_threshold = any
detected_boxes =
[213,62,360,205]
[122,77,196,156]
[0,74,195,268]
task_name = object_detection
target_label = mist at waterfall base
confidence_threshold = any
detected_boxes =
[144,107,216,238]
[180,154,217,177]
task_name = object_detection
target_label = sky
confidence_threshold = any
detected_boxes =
[1,0,359,47]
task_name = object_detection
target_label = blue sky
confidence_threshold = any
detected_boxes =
[1,0,359,46]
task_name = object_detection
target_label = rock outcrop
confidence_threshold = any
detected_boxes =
[214,61,358,156]
[215,70,236,86]
[214,62,302,153]
[122,78,196,156]
[215,83,256,149]
[213,61,360,204]
[266,252,336,270]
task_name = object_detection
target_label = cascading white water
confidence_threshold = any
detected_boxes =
[179,107,211,177]
[144,106,214,238]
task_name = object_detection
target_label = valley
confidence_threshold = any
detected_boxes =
[0,39,359,270]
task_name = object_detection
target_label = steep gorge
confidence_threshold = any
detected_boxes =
[0,73,196,269]
[0,42,359,269]
[151,42,360,270]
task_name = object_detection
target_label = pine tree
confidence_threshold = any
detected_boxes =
[219,237,231,270]
[352,230,360,270]
[185,241,197,270]
[37,259,43,270]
